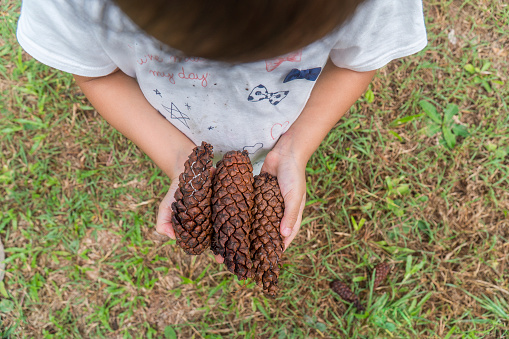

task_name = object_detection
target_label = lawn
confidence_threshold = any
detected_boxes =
[1,0,508,338]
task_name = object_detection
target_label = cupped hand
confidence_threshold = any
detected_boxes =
[155,170,224,263]
[260,144,307,250]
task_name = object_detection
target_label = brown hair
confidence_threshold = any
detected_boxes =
[113,0,366,62]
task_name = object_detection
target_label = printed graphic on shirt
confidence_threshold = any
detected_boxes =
[177,67,209,87]
[247,85,289,106]
[265,50,302,72]
[136,51,209,87]
[283,67,322,83]
[162,103,190,128]
[243,143,264,154]
[148,66,209,86]
[270,121,289,140]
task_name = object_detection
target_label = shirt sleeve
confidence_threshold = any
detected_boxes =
[329,0,428,72]
[17,0,117,77]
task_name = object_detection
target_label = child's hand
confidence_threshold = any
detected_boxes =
[155,170,224,263]
[260,138,307,250]
[257,64,376,250]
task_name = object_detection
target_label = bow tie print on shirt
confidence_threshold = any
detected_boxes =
[265,50,302,72]
[283,67,322,83]
[247,85,289,106]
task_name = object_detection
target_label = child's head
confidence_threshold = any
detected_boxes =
[113,0,365,62]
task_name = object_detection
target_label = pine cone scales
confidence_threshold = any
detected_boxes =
[171,142,214,255]
[171,145,287,291]
[373,262,390,290]
[250,172,284,297]
[330,280,364,312]
[211,150,255,280]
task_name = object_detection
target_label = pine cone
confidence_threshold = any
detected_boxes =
[373,262,391,290]
[330,280,364,312]
[250,172,285,297]
[211,150,255,281]
[171,142,214,255]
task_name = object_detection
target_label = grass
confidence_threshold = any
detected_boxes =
[1,0,508,338]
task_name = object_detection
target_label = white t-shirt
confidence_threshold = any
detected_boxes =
[17,0,427,174]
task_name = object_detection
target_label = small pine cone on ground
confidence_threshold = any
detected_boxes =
[250,172,285,297]
[171,142,214,255]
[211,150,255,281]
[373,262,391,290]
[330,280,364,312]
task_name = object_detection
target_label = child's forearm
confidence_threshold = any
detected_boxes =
[74,69,195,180]
[276,60,376,164]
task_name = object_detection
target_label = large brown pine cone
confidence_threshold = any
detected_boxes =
[171,142,214,255]
[211,150,255,281]
[250,172,284,297]
[330,280,364,312]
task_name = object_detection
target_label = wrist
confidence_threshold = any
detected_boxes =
[271,129,310,169]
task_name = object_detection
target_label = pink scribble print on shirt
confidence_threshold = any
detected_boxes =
[149,70,175,84]
[178,67,209,87]
[137,54,163,65]
[265,50,302,72]
[270,121,290,140]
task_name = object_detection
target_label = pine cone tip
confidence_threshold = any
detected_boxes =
[373,262,391,290]
[330,280,364,313]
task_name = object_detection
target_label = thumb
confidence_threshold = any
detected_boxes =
[283,193,305,250]
[280,189,305,237]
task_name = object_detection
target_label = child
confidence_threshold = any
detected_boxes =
[17,0,427,255]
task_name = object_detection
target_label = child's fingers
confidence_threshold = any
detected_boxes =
[156,219,176,239]
[283,197,305,250]
[214,254,224,263]
[156,184,178,239]
[281,191,306,238]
